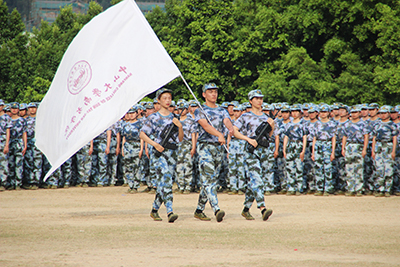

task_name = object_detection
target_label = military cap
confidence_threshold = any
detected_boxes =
[170,100,176,107]
[262,103,270,111]
[248,89,264,100]
[281,104,291,112]
[177,101,188,109]
[0,99,4,105]
[145,102,154,109]
[291,104,302,111]
[308,106,319,113]
[369,103,380,110]
[156,88,173,99]
[360,103,369,110]
[19,103,27,110]
[302,103,311,110]
[10,102,19,109]
[395,105,400,113]
[233,105,243,111]
[319,104,331,112]
[189,100,198,107]
[350,106,361,113]
[378,105,391,113]
[27,102,37,108]
[220,102,229,108]
[127,106,138,113]
[153,97,159,104]
[202,83,218,92]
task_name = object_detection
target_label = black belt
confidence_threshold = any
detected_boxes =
[199,141,220,146]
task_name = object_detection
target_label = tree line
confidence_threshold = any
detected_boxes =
[1,0,400,105]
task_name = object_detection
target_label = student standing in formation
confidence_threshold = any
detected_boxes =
[175,100,197,194]
[310,104,337,196]
[140,88,183,223]
[122,106,144,194]
[233,90,274,221]
[342,106,369,196]
[283,104,307,195]
[193,83,234,223]
[371,105,398,197]
[0,100,11,191]
[8,102,27,190]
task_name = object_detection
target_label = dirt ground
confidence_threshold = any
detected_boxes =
[1,185,399,267]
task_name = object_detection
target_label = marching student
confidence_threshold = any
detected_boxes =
[193,83,234,223]
[140,88,183,223]
[233,90,275,221]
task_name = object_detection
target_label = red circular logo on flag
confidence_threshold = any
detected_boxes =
[67,61,92,95]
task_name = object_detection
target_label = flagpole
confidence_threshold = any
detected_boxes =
[180,75,230,154]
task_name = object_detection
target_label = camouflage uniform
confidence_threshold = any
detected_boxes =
[141,111,180,214]
[122,118,143,190]
[303,119,317,192]
[108,122,121,185]
[284,119,307,193]
[0,114,11,187]
[234,111,277,208]
[228,137,246,192]
[393,121,400,194]
[92,127,112,186]
[275,117,289,191]
[175,115,196,192]
[372,118,398,193]
[311,119,337,193]
[24,116,42,186]
[364,118,380,192]
[194,104,230,213]
[75,142,92,185]
[342,120,368,193]
[335,119,348,192]
[8,116,27,188]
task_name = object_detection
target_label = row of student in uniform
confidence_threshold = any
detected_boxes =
[1,96,400,198]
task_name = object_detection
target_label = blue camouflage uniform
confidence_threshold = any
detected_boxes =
[342,117,369,194]
[234,110,277,209]
[284,108,307,193]
[194,103,230,214]
[372,106,398,195]
[175,108,196,192]
[122,111,143,191]
[310,111,337,194]
[24,114,42,186]
[8,111,27,189]
[141,110,180,215]
[0,113,11,188]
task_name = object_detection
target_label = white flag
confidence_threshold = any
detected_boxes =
[35,0,181,179]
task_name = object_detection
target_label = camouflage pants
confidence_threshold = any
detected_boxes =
[152,149,175,214]
[46,167,61,186]
[8,139,24,187]
[314,140,335,193]
[243,147,267,209]
[0,138,9,185]
[345,143,364,193]
[275,142,287,191]
[24,139,42,185]
[363,143,375,191]
[140,152,150,185]
[94,139,110,186]
[285,142,304,192]
[228,139,246,191]
[196,143,222,213]
[148,146,157,188]
[170,149,177,183]
[123,141,141,190]
[217,149,229,189]
[76,143,92,184]
[59,157,73,187]
[176,140,194,191]
[107,138,118,185]
[261,144,276,192]
[192,152,201,189]
[393,156,400,193]
[303,143,316,191]
[374,142,394,193]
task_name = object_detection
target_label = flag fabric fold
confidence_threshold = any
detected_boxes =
[35,0,181,179]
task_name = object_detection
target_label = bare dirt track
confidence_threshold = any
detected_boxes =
[1,186,399,267]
